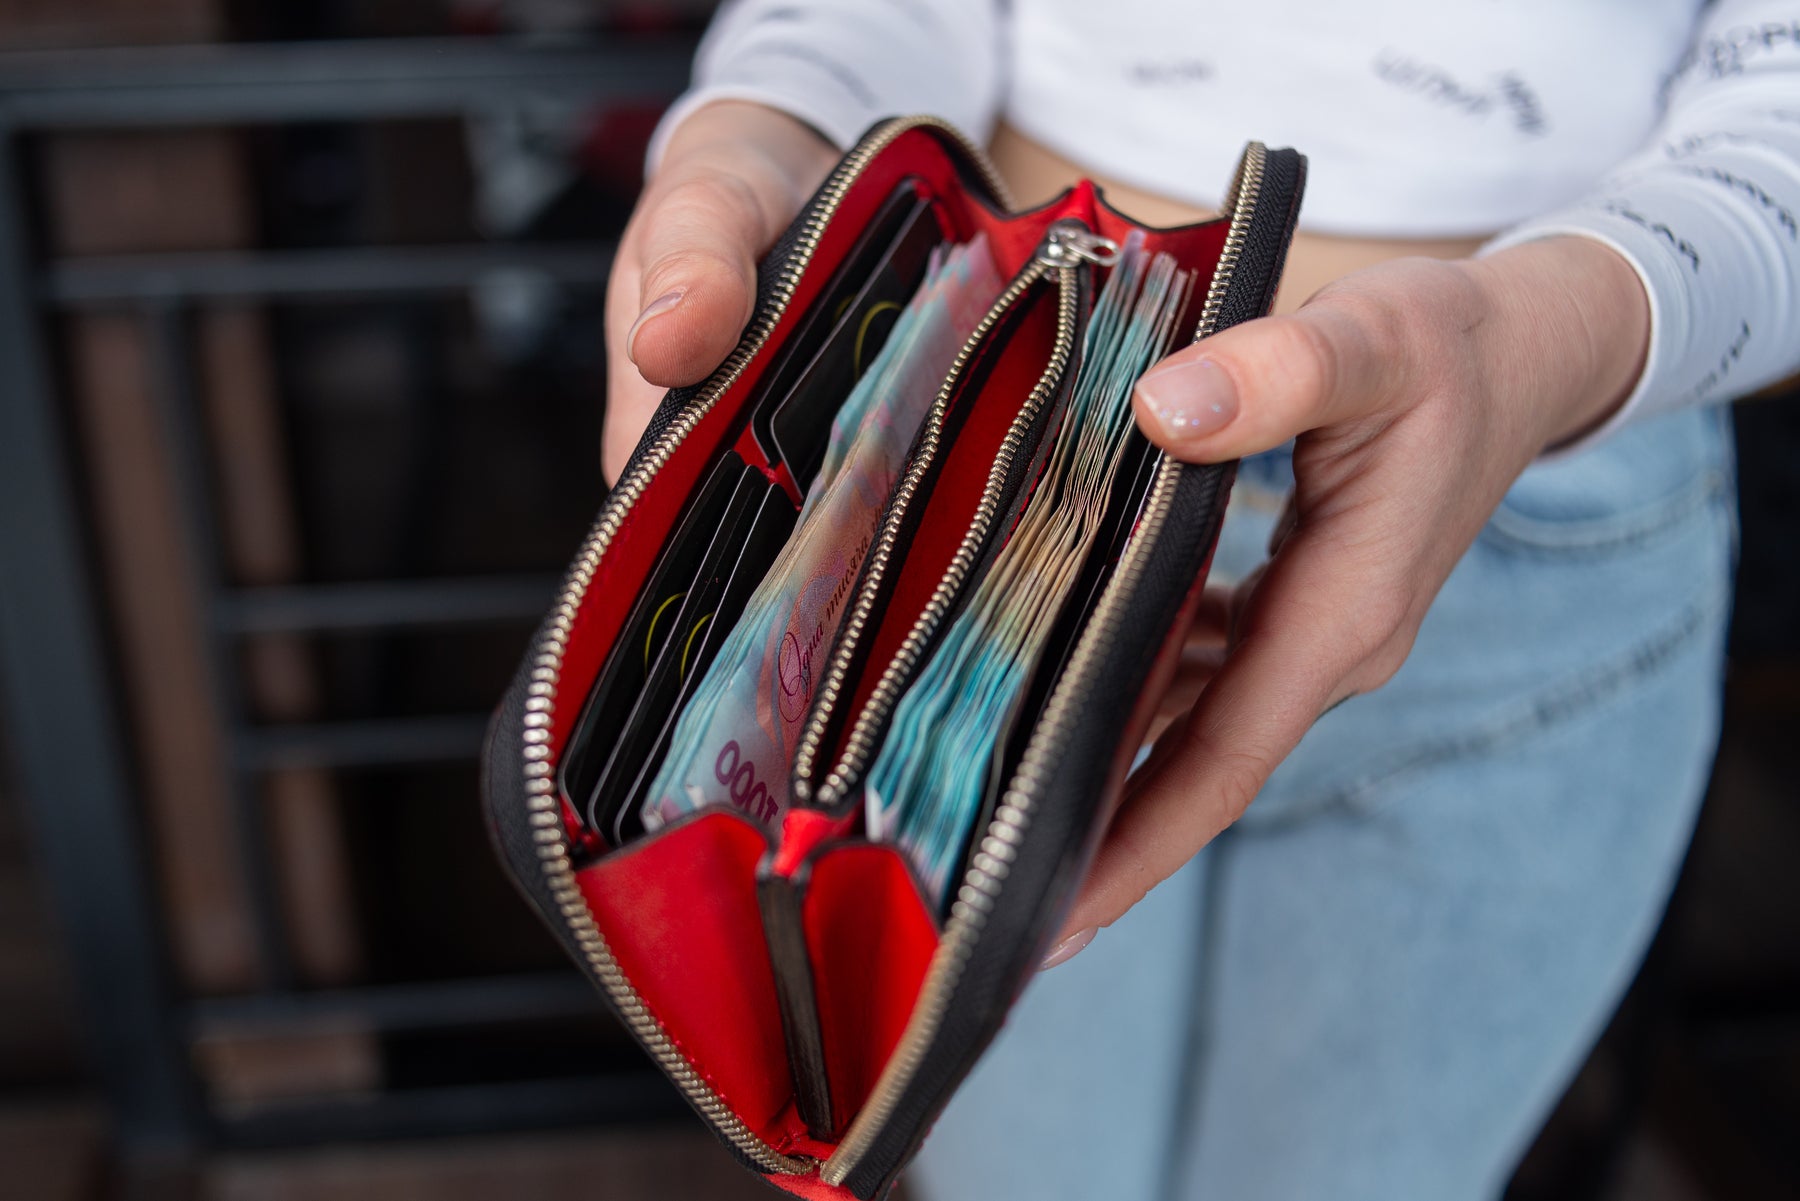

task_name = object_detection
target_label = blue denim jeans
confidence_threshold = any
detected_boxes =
[910,405,1737,1201]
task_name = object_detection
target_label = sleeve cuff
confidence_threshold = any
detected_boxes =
[645,83,870,180]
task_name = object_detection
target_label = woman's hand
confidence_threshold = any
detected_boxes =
[603,101,837,481]
[1045,236,1652,966]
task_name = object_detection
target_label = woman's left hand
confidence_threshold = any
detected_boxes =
[1046,235,1651,966]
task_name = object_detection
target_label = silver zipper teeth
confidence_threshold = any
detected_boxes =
[1198,141,1266,335]
[791,258,1079,806]
[518,115,1009,1177]
[820,141,1271,1189]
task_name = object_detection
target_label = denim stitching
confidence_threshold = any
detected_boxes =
[1239,579,1731,833]
[1480,467,1729,558]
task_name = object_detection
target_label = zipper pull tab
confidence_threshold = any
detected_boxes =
[1036,218,1119,268]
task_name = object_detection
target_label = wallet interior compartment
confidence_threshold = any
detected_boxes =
[555,177,970,851]
[947,430,1164,892]
[556,447,800,850]
[484,124,1304,1200]
[535,168,983,848]
[757,832,939,1141]
[567,807,837,1161]
[792,269,1086,805]
[563,806,939,1158]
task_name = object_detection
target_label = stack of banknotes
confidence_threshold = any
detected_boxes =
[867,234,1191,905]
[641,235,1005,833]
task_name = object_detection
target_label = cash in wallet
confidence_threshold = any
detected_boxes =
[484,116,1305,1200]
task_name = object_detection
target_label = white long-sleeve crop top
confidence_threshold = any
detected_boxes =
[649,0,1800,449]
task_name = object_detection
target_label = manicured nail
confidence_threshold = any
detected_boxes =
[1136,358,1238,441]
[626,289,685,360]
[1039,927,1098,971]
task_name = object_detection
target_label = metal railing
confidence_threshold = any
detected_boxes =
[0,36,691,1154]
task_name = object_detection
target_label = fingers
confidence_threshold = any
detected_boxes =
[1130,262,1485,464]
[1130,300,1390,462]
[599,169,793,482]
[1057,521,1418,940]
[1147,639,1225,743]
[602,342,668,484]
[626,168,783,386]
[601,104,836,484]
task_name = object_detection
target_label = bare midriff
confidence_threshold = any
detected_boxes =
[988,122,1491,314]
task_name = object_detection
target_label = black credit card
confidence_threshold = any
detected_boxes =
[558,456,755,840]
[749,185,938,484]
[609,476,799,844]
[768,197,941,491]
[582,461,768,835]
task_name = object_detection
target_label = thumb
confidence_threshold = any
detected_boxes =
[626,169,777,386]
[602,168,788,480]
[1130,294,1399,463]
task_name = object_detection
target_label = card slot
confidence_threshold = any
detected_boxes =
[607,470,800,844]
[560,451,803,850]
[797,842,939,1138]
[558,452,756,842]
[571,808,809,1151]
[753,187,943,495]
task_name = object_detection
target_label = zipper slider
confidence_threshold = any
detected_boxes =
[1036,218,1119,268]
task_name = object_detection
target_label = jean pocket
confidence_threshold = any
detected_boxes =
[1482,407,1733,558]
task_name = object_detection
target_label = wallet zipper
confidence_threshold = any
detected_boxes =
[516,116,1009,1178]
[819,143,1271,1190]
[790,220,1110,808]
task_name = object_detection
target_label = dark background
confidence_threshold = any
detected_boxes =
[0,3,1795,1199]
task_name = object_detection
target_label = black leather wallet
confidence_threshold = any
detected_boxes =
[484,116,1305,1199]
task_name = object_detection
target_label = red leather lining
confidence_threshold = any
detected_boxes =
[772,807,857,879]
[575,811,800,1146]
[1098,199,1232,274]
[768,1174,858,1200]
[970,178,1233,282]
[802,844,939,1134]
[963,178,1103,270]
[732,422,801,502]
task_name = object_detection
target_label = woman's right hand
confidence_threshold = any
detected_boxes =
[603,101,839,482]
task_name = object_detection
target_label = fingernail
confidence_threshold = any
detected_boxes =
[1136,358,1238,441]
[1039,927,1098,971]
[626,289,685,360]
